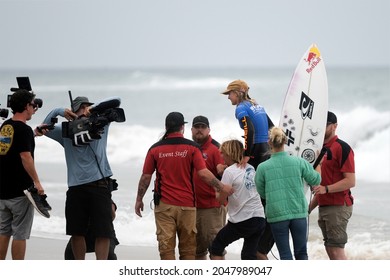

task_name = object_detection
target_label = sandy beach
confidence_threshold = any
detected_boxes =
[22,237,161,260]
[4,236,241,260]
[2,237,387,279]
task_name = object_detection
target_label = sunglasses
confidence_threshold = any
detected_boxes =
[29,102,38,109]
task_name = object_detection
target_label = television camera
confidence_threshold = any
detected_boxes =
[62,92,125,146]
[10,77,43,108]
[1,77,43,120]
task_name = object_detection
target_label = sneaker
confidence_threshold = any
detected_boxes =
[40,194,52,211]
[24,186,50,218]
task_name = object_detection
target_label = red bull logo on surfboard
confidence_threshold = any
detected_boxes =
[304,45,322,74]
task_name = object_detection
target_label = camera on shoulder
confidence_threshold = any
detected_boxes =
[62,97,125,146]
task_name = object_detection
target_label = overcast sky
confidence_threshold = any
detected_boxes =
[0,0,389,69]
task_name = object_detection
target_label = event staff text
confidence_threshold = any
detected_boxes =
[119,265,273,276]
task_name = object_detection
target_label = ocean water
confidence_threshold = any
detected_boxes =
[1,67,389,259]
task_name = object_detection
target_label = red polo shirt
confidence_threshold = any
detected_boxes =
[318,135,355,206]
[193,135,225,208]
[143,132,207,207]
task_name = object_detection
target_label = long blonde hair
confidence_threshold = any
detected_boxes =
[269,127,287,150]
[236,90,258,106]
[220,139,244,164]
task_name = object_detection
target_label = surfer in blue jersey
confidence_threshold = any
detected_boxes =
[221,80,273,168]
[221,80,275,260]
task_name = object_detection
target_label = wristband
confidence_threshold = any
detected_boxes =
[325,185,329,193]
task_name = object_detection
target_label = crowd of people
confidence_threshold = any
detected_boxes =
[0,80,355,260]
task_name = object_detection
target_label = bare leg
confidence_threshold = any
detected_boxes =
[210,254,225,260]
[326,246,347,260]
[0,235,11,260]
[256,251,269,260]
[11,239,26,260]
[71,235,86,260]
[94,237,109,260]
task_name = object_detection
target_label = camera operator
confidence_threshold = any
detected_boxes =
[40,96,121,260]
[0,90,46,259]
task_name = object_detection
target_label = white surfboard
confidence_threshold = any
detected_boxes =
[279,43,328,165]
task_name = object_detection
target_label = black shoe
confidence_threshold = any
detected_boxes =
[24,186,50,218]
[40,194,52,211]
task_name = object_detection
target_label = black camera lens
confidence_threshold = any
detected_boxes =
[33,98,43,108]
[0,108,9,118]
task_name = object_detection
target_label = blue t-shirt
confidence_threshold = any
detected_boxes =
[235,101,269,143]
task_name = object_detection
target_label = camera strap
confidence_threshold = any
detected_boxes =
[88,145,109,187]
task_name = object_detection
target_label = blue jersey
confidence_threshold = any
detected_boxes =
[235,101,269,143]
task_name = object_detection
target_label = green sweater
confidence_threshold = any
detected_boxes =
[255,151,321,223]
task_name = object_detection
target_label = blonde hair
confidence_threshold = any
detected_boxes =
[220,139,244,164]
[236,90,257,106]
[269,127,287,149]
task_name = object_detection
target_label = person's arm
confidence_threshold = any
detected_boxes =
[216,163,227,177]
[135,173,152,217]
[20,151,44,194]
[47,108,77,123]
[239,116,254,168]
[38,108,77,144]
[197,168,234,196]
[312,172,355,195]
[327,172,356,193]
[215,167,234,205]
[254,168,266,200]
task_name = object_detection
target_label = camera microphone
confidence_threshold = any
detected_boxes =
[10,87,20,92]
[90,99,120,113]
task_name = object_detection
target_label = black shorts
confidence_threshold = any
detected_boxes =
[210,217,265,260]
[65,184,113,238]
[248,142,270,170]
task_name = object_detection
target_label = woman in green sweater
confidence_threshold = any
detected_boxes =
[255,127,321,260]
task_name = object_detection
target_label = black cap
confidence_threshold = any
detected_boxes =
[192,115,209,127]
[165,112,187,129]
[327,111,337,124]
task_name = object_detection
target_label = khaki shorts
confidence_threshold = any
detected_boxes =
[154,201,197,260]
[196,206,227,257]
[318,205,353,248]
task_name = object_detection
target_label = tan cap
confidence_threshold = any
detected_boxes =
[221,80,249,95]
